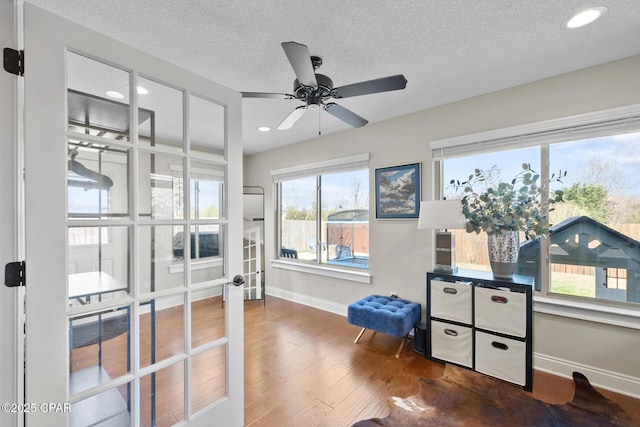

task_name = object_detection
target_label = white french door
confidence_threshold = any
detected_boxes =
[23,4,243,426]
[242,227,262,299]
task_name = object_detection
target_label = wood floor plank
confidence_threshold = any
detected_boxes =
[245,297,640,426]
[70,294,640,425]
[283,399,334,427]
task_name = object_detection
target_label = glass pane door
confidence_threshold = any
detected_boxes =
[24,5,243,426]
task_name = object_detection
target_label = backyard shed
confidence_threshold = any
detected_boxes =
[518,216,640,303]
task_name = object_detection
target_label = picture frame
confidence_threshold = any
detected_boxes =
[375,162,421,219]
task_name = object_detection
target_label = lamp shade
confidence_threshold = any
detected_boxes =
[418,199,466,230]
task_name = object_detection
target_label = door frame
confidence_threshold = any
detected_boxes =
[1,0,25,426]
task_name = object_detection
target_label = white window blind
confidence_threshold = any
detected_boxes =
[271,153,370,182]
[170,164,224,180]
[431,105,640,160]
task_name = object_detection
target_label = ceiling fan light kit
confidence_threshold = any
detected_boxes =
[242,41,407,131]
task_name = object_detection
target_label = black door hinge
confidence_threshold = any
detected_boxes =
[3,48,24,76]
[5,261,26,287]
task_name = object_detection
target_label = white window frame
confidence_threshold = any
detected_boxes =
[431,104,640,329]
[168,164,224,273]
[271,154,372,284]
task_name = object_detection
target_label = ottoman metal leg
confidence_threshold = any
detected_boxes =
[395,333,411,358]
[354,327,367,343]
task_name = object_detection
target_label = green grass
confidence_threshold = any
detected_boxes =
[550,272,595,298]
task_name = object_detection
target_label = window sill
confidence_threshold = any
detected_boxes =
[533,294,640,330]
[271,259,371,284]
[169,257,223,274]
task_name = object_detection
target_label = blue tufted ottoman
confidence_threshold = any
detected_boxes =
[348,295,421,358]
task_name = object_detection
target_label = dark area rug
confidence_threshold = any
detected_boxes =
[71,314,129,348]
[352,364,639,427]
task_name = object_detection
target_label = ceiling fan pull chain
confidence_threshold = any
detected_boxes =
[318,106,322,136]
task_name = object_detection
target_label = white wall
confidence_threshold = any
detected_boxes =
[0,0,18,425]
[244,54,640,395]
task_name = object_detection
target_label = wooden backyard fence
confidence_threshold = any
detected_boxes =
[454,223,640,276]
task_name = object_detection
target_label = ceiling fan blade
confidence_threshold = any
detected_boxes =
[324,103,368,128]
[68,159,114,189]
[241,92,293,99]
[333,74,407,99]
[281,41,318,88]
[277,106,307,130]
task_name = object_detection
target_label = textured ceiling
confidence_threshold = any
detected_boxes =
[28,0,640,154]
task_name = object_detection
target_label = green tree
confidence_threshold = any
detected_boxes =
[284,205,315,220]
[561,183,609,222]
[202,205,219,218]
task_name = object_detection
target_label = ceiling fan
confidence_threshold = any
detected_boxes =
[242,41,408,130]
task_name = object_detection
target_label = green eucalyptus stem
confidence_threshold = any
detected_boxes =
[451,163,565,240]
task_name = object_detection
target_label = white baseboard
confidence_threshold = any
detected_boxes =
[266,287,349,317]
[266,287,640,399]
[534,353,640,399]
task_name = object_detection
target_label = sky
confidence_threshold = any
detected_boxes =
[281,169,369,212]
[443,131,640,199]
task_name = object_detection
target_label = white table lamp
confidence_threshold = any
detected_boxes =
[418,199,466,273]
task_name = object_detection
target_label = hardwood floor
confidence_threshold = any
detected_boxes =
[245,296,640,426]
[70,295,640,426]
[70,297,228,426]
[244,297,442,426]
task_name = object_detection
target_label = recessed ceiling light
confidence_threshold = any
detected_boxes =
[258,126,271,132]
[125,84,149,95]
[565,6,608,29]
[106,90,125,99]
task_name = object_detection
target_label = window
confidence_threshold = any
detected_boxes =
[186,172,222,262]
[274,154,370,270]
[171,164,223,262]
[442,146,541,274]
[172,227,220,260]
[280,176,317,261]
[434,108,640,307]
[67,141,129,245]
[547,134,640,304]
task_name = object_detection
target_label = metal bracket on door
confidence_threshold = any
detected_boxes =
[5,261,26,287]
[3,48,24,76]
